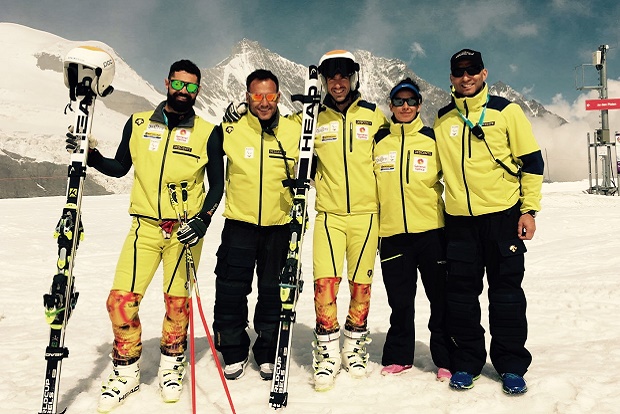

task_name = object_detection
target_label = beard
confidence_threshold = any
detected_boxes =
[166,91,196,113]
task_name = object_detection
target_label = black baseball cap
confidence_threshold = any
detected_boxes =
[450,48,484,70]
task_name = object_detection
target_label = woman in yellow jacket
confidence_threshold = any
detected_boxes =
[374,78,452,381]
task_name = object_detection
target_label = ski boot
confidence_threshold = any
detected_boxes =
[312,331,341,391]
[158,354,186,403]
[97,360,140,413]
[341,330,371,378]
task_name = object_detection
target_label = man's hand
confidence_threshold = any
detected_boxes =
[177,214,211,246]
[223,102,247,123]
[518,213,536,240]
[65,126,98,153]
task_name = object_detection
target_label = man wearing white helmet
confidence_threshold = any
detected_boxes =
[309,50,388,391]
[67,59,225,412]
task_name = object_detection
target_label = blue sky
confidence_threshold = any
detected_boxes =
[4,0,620,105]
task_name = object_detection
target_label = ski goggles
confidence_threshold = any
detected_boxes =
[451,65,483,78]
[247,92,279,102]
[318,57,359,78]
[391,97,420,107]
[169,79,199,94]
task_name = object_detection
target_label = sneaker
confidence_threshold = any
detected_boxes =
[436,368,452,382]
[501,373,528,394]
[224,358,248,380]
[158,354,186,403]
[259,363,274,381]
[380,364,412,376]
[341,330,371,378]
[97,360,140,413]
[449,371,480,390]
[312,332,341,392]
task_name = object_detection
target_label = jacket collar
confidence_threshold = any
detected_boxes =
[389,114,423,136]
[247,108,280,135]
[149,101,196,128]
[452,83,489,113]
[323,90,362,114]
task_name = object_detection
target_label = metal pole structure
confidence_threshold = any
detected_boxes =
[587,132,593,192]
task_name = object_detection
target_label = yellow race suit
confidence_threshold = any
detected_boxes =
[308,93,388,334]
[88,101,224,362]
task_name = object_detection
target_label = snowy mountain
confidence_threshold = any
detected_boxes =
[489,81,567,125]
[0,23,569,198]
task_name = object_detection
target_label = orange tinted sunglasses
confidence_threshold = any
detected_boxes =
[248,92,279,102]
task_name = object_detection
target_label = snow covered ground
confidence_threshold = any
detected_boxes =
[2,181,620,414]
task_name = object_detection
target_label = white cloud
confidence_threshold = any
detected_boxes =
[539,79,620,181]
[409,42,426,59]
[521,85,534,96]
[454,1,538,39]
[551,0,593,16]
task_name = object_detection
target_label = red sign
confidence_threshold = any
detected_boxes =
[585,98,620,110]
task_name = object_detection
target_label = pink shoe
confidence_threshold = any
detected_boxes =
[381,364,412,376]
[436,368,452,382]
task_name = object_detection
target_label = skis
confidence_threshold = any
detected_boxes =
[269,65,322,409]
[39,82,99,414]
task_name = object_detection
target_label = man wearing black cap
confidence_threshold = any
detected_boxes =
[433,48,544,394]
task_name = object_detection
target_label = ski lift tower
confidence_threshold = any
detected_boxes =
[576,44,619,195]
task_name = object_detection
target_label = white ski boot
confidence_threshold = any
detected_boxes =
[341,330,371,378]
[312,331,341,391]
[158,354,186,403]
[97,360,140,413]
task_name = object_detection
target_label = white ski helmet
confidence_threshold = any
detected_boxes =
[317,49,360,92]
[63,46,115,99]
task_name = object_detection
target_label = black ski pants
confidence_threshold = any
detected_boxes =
[213,219,289,366]
[444,203,532,377]
[379,228,451,369]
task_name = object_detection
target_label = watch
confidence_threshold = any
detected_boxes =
[523,210,537,218]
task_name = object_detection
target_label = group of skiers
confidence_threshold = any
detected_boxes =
[69,46,543,413]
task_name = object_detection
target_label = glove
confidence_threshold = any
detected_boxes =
[177,213,211,246]
[65,125,98,153]
[223,102,247,123]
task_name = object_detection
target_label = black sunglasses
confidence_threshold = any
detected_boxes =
[451,65,483,77]
[391,97,419,107]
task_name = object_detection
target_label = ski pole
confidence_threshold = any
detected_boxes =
[170,182,237,414]
[186,252,237,414]
[168,183,197,413]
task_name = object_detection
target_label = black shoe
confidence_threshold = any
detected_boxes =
[259,363,274,381]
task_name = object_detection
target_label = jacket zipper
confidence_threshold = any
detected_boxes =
[399,126,408,232]
[343,117,351,213]
[158,129,173,219]
[462,100,473,216]
[258,131,264,225]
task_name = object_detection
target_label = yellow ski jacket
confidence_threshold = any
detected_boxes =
[374,116,444,237]
[433,84,543,216]
[312,95,388,215]
[222,110,300,226]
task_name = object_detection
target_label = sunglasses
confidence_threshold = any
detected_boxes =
[169,79,199,94]
[391,97,419,107]
[451,65,483,77]
[248,92,279,102]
